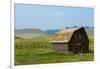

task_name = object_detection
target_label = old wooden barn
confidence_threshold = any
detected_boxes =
[50,27,89,54]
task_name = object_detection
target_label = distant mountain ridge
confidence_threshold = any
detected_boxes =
[15,27,94,38]
[45,27,94,36]
[45,29,59,35]
[84,27,94,36]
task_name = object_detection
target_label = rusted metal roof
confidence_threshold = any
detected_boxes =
[50,27,80,43]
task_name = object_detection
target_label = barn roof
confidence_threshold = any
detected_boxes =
[50,27,83,43]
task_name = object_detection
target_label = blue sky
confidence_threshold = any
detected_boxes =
[15,4,94,30]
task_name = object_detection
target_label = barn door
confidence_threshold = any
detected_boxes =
[69,42,83,53]
[74,42,82,53]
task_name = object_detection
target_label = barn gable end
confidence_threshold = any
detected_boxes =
[70,27,89,42]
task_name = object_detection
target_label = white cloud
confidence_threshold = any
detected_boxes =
[55,12,64,16]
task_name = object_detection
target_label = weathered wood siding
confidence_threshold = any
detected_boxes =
[51,43,68,54]
[69,28,89,53]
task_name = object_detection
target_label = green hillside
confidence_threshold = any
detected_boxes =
[15,35,94,65]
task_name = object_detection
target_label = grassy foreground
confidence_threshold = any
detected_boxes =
[15,36,94,65]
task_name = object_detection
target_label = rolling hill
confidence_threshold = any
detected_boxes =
[15,28,49,38]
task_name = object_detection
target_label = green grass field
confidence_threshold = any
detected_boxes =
[15,36,94,65]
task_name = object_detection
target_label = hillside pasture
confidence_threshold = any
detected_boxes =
[15,36,94,65]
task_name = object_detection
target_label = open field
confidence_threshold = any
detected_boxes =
[15,36,94,65]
